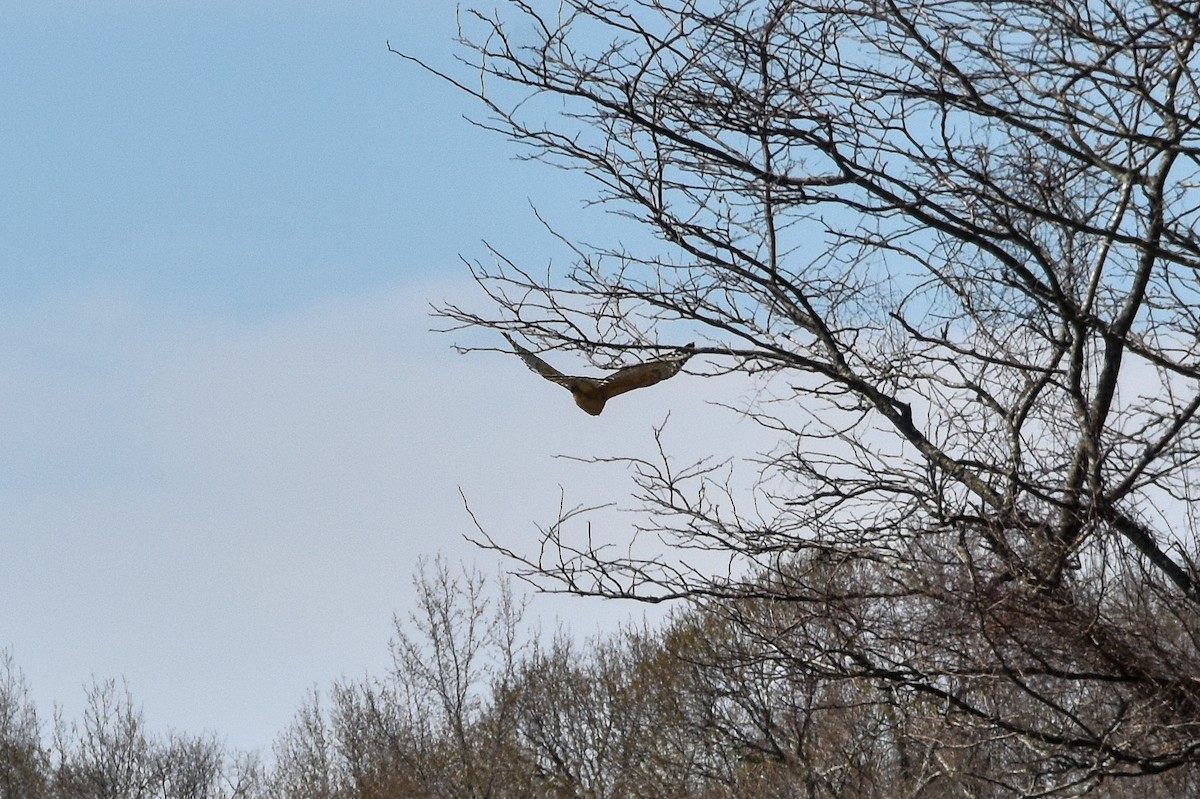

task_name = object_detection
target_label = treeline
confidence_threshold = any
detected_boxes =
[0,654,259,799]
[3,560,1198,799]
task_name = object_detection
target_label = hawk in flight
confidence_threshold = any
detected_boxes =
[503,333,695,415]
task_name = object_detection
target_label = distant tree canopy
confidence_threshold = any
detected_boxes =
[409,0,1200,794]
[4,560,1200,798]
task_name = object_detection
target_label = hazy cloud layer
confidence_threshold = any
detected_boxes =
[0,279,768,751]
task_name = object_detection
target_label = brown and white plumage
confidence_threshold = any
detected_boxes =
[503,334,695,415]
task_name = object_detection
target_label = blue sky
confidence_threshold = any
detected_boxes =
[1,1,546,313]
[0,1,766,753]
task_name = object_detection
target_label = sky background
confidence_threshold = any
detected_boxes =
[0,1,769,754]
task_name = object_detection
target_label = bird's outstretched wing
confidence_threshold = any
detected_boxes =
[503,333,574,386]
[596,348,694,398]
[503,333,694,415]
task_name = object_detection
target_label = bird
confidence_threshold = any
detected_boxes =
[503,333,695,415]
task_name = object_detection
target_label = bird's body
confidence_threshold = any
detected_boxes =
[503,334,694,415]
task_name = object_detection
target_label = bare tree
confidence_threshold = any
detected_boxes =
[401,0,1200,792]
[50,678,249,799]
[512,627,721,799]
[384,557,527,799]
[270,559,533,799]
[52,679,154,799]
[270,690,346,799]
[0,651,48,799]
